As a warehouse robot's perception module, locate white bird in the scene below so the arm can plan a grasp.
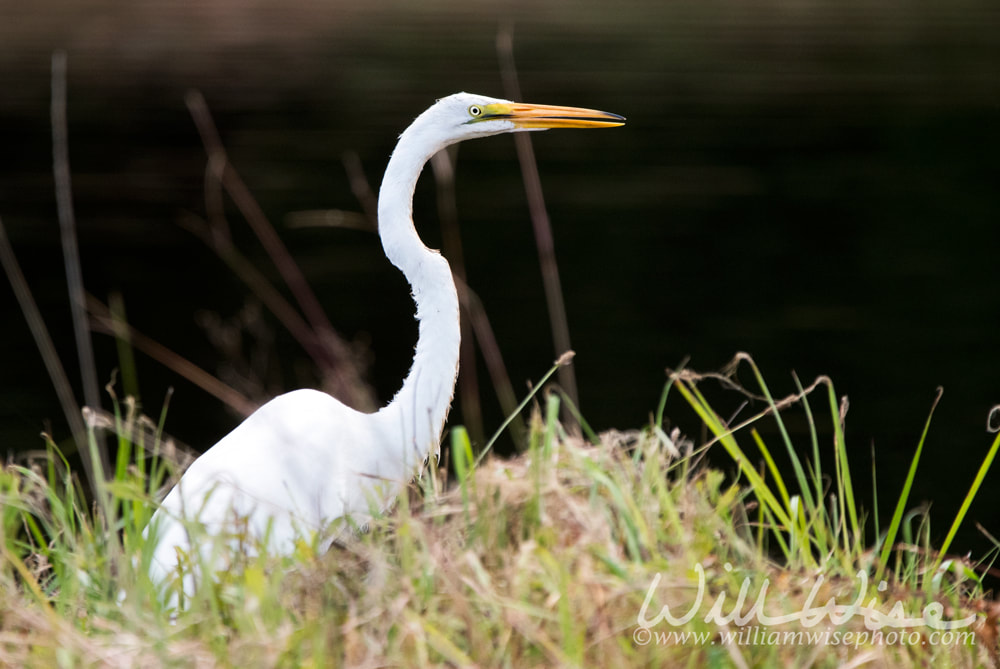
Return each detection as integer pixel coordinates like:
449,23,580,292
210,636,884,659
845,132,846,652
143,92,624,604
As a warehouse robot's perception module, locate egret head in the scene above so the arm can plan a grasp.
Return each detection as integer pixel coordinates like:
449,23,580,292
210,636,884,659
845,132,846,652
418,92,625,144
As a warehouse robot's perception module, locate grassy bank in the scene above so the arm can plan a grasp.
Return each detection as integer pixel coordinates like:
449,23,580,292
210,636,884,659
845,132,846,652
0,355,996,667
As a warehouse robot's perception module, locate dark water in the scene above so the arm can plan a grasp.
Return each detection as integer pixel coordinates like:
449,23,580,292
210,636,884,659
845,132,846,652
2,1,999,556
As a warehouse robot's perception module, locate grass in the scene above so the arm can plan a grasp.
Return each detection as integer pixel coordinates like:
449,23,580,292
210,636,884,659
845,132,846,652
0,354,997,667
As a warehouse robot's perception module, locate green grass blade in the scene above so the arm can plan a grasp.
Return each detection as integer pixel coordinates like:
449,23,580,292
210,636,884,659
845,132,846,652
928,428,1000,589
875,388,941,585
824,379,861,555
740,356,818,521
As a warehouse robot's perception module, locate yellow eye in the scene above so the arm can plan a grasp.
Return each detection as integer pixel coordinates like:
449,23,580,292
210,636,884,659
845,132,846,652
468,105,483,118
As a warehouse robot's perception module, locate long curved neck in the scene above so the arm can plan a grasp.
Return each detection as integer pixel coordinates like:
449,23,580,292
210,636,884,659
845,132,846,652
376,119,461,470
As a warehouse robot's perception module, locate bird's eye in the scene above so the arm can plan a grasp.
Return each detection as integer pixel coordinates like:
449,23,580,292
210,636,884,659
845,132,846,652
468,105,482,118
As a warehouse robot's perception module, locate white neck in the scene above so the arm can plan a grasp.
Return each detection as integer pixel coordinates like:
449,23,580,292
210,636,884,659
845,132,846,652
375,115,461,470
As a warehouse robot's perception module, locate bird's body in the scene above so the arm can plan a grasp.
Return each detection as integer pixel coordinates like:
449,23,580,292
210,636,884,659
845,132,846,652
146,390,404,589
144,92,623,603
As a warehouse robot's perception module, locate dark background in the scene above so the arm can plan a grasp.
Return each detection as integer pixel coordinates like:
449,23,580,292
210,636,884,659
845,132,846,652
1,0,999,558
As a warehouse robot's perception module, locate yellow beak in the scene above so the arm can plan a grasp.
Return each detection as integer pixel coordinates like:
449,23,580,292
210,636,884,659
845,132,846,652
480,102,625,129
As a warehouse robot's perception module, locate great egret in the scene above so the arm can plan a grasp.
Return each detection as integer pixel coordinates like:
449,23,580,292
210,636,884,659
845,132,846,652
144,92,624,602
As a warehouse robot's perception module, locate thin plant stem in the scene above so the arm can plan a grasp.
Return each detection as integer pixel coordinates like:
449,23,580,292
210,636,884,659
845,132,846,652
51,51,108,492
184,91,374,410
496,25,580,420
185,90,333,341
87,295,257,417
341,150,379,229
475,351,575,466
0,217,91,481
